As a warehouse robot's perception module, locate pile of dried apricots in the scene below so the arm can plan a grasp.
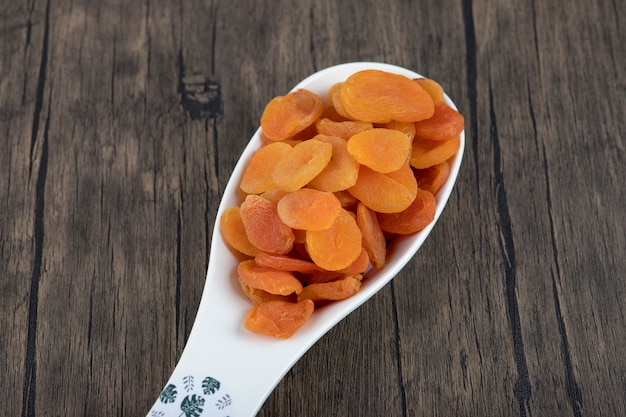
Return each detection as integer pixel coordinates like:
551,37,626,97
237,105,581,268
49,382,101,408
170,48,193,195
220,69,464,338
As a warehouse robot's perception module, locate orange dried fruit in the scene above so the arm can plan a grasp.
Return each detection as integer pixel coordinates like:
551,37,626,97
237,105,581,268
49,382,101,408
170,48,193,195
297,275,362,304
356,202,386,269
260,89,324,142
337,248,370,274
220,206,260,257
326,82,343,105
237,259,303,296
239,194,294,254
238,276,296,305
289,122,319,142
348,163,417,213
306,209,363,271
333,190,358,208
414,160,451,194
277,188,342,231
410,135,461,169
308,135,360,192
240,142,293,194
414,102,465,141
381,120,416,142
377,189,437,234
314,117,373,140
306,270,345,285
338,70,435,123
259,188,290,205
320,103,349,122
414,78,445,103
254,252,322,274
244,299,314,339
273,139,333,192
326,82,352,120
347,128,412,173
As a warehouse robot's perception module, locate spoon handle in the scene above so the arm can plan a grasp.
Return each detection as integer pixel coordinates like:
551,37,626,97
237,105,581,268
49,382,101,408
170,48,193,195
146,247,317,417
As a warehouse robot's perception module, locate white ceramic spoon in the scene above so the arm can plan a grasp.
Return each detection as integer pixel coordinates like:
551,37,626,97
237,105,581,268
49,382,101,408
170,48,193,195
146,62,464,417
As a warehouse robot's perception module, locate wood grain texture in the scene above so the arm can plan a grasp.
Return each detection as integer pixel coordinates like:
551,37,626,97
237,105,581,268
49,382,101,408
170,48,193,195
1,0,624,416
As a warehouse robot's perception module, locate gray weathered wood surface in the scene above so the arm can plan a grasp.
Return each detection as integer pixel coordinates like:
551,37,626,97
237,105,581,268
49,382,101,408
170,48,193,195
2,0,625,415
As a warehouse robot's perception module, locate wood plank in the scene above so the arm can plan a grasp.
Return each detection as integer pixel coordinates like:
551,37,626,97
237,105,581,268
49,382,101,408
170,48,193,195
0,1,51,415
528,1,626,415
467,0,574,414
27,1,173,415
437,0,626,416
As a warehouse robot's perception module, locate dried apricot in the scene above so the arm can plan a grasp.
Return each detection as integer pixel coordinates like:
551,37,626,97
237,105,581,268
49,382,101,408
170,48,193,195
237,259,303,296
338,70,435,123
220,206,260,257
254,252,322,274
414,160,451,194
326,82,343,105
306,270,345,285
320,103,348,122
297,275,362,304
260,89,323,141
333,190,358,208
273,139,333,192
377,189,437,234
277,188,342,231
410,135,461,169
238,276,296,305
314,117,373,140
289,122,319,142
259,188,290,205
306,209,362,271
308,135,360,192
337,248,370,274
240,142,292,194
414,78,445,103
348,163,417,213
381,120,416,142
356,202,386,269
327,82,352,120
347,128,412,173
244,299,314,339
239,194,294,254
414,102,465,141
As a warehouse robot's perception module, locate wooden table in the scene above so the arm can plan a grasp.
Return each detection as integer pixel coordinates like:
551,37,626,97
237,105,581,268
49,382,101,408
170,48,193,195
2,0,625,416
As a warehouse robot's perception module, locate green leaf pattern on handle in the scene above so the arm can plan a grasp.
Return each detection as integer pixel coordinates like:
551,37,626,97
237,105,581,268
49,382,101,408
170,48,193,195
148,374,233,417
159,384,178,404
181,394,205,417
202,377,220,395
183,375,195,392
215,394,232,410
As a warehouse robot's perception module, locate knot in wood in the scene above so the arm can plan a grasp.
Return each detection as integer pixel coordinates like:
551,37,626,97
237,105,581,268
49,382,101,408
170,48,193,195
180,73,222,120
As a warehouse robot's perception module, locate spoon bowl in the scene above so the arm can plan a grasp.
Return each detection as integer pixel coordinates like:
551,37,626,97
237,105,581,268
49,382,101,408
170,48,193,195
147,62,464,417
